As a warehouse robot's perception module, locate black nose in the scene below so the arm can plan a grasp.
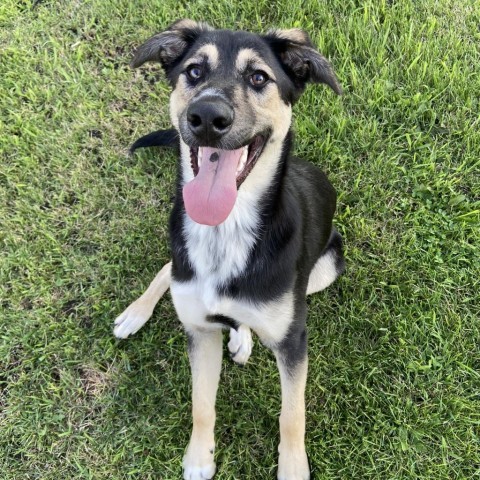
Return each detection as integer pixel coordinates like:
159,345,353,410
187,98,234,144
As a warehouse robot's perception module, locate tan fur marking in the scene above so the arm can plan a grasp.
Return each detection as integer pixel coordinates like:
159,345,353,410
174,19,198,30
183,44,220,75
235,48,276,80
183,329,222,478
169,76,194,130
233,65,292,197
276,356,310,479
113,262,172,338
194,44,219,69
267,28,309,44
171,19,207,31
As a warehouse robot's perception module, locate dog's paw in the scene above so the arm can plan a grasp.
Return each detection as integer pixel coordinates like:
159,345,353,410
183,446,216,480
228,325,253,365
277,448,310,480
113,298,153,339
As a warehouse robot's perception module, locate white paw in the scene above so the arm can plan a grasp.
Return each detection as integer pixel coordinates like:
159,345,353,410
183,463,216,480
183,446,216,480
113,298,153,339
277,448,310,480
228,325,253,365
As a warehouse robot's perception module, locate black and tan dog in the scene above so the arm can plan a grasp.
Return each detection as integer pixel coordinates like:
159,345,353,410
114,20,344,480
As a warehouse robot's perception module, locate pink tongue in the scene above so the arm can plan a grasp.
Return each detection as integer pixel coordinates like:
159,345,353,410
183,146,243,226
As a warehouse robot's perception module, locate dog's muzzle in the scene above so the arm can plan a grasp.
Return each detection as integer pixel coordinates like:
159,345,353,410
181,94,267,227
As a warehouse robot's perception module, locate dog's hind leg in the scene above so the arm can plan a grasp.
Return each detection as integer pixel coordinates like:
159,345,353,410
306,229,345,295
274,329,310,480
113,261,172,338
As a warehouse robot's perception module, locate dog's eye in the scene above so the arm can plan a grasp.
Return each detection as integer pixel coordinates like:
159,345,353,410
186,65,203,81
249,71,269,87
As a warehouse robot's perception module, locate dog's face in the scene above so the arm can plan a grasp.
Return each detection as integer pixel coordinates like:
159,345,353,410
131,20,341,225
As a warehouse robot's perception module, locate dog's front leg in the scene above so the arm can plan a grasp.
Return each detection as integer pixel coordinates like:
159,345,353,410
114,261,172,338
275,329,310,480
183,328,223,480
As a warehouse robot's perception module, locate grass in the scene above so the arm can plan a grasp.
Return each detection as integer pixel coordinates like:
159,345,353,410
1,0,479,478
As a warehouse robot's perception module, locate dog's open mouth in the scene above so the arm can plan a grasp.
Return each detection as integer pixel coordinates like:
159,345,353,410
183,136,267,226
189,135,266,186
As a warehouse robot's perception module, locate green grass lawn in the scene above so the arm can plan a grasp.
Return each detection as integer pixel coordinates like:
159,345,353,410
1,0,479,478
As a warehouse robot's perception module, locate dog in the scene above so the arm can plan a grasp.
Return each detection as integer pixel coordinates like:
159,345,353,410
114,19,345,480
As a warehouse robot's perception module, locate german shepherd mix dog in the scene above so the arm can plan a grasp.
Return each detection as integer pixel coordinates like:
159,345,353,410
114,19,345,480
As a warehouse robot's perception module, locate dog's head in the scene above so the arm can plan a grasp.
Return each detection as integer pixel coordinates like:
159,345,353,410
131,20,341,225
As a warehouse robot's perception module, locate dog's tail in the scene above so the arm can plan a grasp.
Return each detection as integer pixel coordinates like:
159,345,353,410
130,128,179,154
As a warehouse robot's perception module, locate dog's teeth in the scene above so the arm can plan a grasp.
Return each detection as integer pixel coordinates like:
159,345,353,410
242,146,248,161
236,147,249,175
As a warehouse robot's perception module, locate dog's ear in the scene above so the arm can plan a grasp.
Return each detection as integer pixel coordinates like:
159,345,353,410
264,28,342,95
130,19,213,71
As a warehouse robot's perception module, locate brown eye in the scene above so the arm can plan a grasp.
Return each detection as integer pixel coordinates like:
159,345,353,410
186,65,203,80
249,71,269,87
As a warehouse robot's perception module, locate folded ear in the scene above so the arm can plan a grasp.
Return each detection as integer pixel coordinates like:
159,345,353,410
130,19,213,71
264,28,342,95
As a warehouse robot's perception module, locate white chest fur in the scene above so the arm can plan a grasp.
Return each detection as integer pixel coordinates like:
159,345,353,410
183,188,260,285
172,187,294,346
